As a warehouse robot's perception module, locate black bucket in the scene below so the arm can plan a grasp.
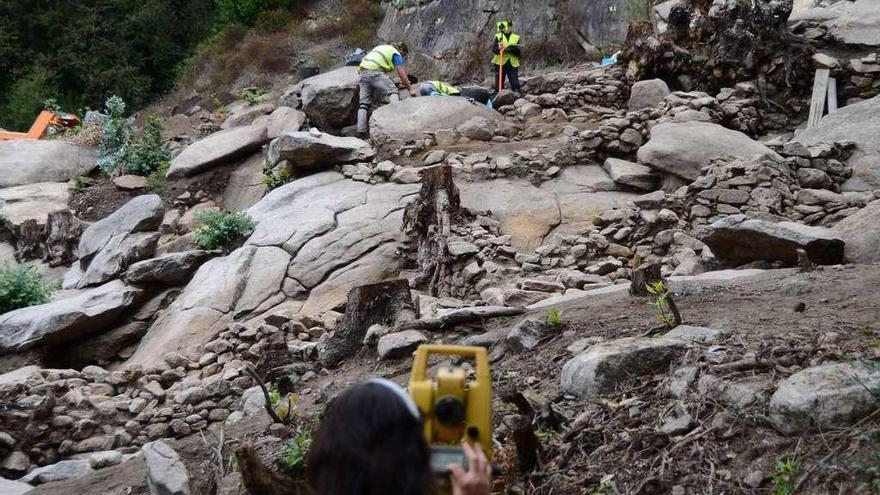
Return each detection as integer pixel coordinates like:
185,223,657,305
298,66,320,80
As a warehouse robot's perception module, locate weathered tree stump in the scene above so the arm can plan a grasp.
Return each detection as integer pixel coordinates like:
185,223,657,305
630,261,663,297
401,165,467,297
319,279,417,368
236,444,306,495
14,219,45,261
45,210,83,267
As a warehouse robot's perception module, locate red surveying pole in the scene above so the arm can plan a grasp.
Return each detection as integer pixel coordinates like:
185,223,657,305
497,44,505,93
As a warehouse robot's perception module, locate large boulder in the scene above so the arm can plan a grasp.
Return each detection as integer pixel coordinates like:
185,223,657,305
253,106,307,139
266,131,374,170
628,78,670,111
703,214,844,265
125,250,217,285
143,440,191,495
831,200,880,263
128,173,419,365
299,66,360,130
791,0,880,46
76,232,159,288
0,140,97,187
77,194,164,262
18,459,92,485
0,182,70,231
561,337,686,398
0,280,141,353
166,123,267,179
222,153,267,211
637,122,780,181
370,97,501,148
789,94,880,191
602,158,659,191
769,362,880,434
0,477,31,495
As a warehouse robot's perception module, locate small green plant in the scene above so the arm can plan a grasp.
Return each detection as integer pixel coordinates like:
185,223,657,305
269,384,299,422
646,281,678,329
544,307,562,327
279,431,311,474
192,210,256,250
71,169,87,193
0,264,54,314
145,160,171,192
97,95,134,174
241,88,266,106
770,457,799,495
126,115,171,176
262,168,291,191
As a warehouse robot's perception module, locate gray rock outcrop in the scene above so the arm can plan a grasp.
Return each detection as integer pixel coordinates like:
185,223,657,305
143,440,191,495
0,182,70,231
18,459,93,485
561,337,686,398
831,200,880,263
166,123,267,179
637,122,780,181
0,280,141,353
266,131,374,171
125,251,217,285
602,158,658,191
769,362,880,434
299,66,359,130
370,97,501,148
703,214,844,265
0,477,32,495
0,140,97,187
77,232,159,288
77,194,165,262
377,330,428,360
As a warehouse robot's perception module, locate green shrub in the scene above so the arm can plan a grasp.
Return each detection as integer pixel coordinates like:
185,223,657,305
262,168,291,191
145,160,171,192
1,66,58,131
279,431,311,474
97,95,134,174
215,0,298,26
242,88,266,106
0,264,54,314
193,210,256,250
126,115,171,176
255,7,298,33
770,458,799,495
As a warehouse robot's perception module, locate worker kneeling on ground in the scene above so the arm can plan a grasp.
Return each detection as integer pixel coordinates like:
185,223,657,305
491,20,522,95
419,81,492,106
357,41,418,139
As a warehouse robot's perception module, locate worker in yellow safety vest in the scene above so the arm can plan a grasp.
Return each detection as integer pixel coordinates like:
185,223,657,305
357,41,417,139
418,80,461,96
491,20,522,95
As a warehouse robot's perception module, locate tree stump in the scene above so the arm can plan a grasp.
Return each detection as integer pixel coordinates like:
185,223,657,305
319,279,417,368
401,165,467,297
14,219,45,261
236,444,306,495
45,210,83,267
630,261,663,297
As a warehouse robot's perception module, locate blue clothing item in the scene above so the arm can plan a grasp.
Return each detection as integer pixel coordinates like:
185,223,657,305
392,53,404,66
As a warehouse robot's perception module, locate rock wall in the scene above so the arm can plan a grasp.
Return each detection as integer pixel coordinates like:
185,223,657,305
377,0,632,81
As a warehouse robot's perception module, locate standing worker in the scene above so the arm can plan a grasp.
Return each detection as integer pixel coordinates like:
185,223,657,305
357,41,418,139
491,20,522,96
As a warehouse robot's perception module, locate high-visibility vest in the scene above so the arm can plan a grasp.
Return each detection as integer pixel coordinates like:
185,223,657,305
492,32,521,67
429,81,460,96
359,45,401,72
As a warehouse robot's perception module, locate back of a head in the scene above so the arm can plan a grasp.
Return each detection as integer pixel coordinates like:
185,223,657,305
393,41,409,57
306,381,432,495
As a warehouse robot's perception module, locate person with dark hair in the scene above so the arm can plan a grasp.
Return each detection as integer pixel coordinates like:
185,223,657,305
356,41,417,139
306,378,492,495
491,20,522,95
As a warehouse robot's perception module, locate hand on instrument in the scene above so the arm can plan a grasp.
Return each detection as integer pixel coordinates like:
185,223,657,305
448,442,492,495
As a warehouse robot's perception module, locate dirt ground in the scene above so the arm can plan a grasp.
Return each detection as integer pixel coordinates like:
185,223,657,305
31,264,880,494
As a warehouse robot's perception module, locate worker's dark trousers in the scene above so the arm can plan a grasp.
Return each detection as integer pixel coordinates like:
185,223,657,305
493,62,521,92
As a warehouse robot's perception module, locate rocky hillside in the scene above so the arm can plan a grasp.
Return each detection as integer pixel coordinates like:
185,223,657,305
0,0,879,493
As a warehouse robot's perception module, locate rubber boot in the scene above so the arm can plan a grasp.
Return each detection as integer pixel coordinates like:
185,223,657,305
357,108,370,139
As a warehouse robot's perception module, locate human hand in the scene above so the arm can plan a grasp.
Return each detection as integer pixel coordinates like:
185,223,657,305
448,442,492,495
409,87,418,97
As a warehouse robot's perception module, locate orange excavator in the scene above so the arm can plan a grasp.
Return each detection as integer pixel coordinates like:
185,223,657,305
0,111,80,141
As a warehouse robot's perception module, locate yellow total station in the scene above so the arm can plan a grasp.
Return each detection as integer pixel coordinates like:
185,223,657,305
408,345,493,459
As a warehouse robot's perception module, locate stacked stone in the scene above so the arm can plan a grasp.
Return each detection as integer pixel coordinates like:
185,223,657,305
577,86,765,162
0,313,330,478
844,53,880,103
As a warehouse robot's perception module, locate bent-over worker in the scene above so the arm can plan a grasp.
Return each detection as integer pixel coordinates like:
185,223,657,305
357,41,417,139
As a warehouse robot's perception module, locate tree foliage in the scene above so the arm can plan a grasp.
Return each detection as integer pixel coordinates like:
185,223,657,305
0,0,215,130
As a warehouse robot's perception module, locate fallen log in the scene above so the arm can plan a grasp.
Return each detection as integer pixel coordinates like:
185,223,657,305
394,305,525,332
